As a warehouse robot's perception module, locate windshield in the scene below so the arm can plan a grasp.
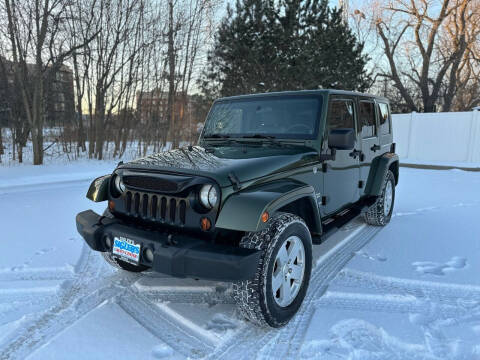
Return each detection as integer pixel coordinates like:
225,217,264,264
203,95,322,140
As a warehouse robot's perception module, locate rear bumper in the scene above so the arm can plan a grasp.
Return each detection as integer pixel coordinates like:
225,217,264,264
75,210,262,281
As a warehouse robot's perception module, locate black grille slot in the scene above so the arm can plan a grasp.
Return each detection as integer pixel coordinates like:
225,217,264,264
125,192,132,213
160,197,167,220
142,194,148,217
179,200,186,225
169,198,176,222
151,196,158,219
123,176,178,193
133,193,140,215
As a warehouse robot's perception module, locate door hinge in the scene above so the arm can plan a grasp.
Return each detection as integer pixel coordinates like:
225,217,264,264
358,180,364,188
322,163,328,173
321,196,327,206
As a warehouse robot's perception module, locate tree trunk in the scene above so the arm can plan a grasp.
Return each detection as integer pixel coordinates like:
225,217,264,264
17,143,23,163
166,0,177,150
95,90,105,160
0,127,3,156
31,75,44,165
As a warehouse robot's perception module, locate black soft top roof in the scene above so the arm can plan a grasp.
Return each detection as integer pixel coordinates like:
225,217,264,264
217,89,389,103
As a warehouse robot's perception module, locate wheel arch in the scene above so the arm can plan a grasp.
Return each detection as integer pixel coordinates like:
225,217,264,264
216,179,322,234
364,153,399,197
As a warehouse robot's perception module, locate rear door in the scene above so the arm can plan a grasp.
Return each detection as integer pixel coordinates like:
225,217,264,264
357,97,380,195
322,96,360,215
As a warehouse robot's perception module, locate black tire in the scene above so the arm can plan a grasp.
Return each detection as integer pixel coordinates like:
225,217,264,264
101,208,149,273
364,170,396,226
232,213,312,327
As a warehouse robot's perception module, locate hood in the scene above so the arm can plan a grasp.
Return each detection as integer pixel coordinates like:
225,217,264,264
118,145,318,187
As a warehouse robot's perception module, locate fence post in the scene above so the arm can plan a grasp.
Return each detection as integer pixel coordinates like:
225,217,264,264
406,111,416,159
470,109,479,162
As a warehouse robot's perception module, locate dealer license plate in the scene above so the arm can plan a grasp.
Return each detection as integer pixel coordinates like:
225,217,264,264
112,236,141,264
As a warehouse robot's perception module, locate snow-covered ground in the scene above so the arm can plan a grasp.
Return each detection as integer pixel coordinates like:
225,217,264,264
1,166,480,359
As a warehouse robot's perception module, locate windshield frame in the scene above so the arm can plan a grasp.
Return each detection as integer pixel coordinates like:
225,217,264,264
201,94,324,141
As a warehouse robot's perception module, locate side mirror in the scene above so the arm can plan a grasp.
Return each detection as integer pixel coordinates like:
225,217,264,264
328,128,355,150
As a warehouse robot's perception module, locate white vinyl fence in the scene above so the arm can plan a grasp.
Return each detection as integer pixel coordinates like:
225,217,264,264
392,110,480,164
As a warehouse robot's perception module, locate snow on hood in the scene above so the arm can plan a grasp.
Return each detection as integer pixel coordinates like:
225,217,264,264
117,145,318,187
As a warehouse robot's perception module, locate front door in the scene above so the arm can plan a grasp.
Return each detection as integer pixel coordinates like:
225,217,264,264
322,97,360,215
357,98,380,194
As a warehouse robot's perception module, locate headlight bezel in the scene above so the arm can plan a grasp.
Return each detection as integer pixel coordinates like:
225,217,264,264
111,173,126,197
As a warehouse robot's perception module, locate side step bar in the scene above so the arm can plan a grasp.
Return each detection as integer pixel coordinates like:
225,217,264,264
314,198,375,244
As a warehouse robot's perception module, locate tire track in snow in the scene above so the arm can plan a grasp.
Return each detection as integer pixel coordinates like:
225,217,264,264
265,225,382,359
210,221,381,360
333,269,480,304
116,289,215,359
0,268,75,282
314,291,473,319
0,246,140,360
139,287,235,305
0,243,236,360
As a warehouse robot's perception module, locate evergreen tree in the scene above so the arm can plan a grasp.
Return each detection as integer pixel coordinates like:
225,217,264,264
200,0,371,98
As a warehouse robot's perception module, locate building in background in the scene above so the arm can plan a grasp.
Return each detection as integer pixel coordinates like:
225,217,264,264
0,56,75,127
44,65,75,127
136,89,204,143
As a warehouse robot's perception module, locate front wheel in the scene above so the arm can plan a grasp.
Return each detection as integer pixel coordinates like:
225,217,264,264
232,213,312,327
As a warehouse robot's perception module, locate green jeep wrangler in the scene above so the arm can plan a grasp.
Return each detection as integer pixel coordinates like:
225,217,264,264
76,90,398,327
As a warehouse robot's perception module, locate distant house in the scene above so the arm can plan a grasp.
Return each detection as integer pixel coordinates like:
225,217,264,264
0,55,74,127
136,90,202,141
136,89,169,125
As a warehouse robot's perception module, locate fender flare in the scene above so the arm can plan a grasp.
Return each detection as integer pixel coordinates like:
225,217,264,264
364,153,399,197
86,175,111,202
216,179,322,233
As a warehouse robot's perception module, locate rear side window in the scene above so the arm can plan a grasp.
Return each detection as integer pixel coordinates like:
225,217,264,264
378,102,391,135
359,101,376,138
327,99,355,130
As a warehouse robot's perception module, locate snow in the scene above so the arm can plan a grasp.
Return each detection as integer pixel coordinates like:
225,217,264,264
1,165,480,359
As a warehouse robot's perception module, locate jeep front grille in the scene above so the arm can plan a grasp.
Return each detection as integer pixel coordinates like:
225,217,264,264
123,175,179,193
124,190,187,225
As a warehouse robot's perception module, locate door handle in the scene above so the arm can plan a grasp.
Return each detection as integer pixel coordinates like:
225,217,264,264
371,144,381,152
349,149,362,159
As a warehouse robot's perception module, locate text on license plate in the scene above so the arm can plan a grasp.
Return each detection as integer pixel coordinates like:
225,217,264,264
112,236,141,264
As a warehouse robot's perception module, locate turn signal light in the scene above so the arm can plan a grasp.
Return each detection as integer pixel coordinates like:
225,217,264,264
200,217,211,231
261,211,269,223
108,200,115,211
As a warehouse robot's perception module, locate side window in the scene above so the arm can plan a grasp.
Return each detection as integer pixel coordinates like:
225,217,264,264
378,102,391,135
358,101,376,138
327,99,355,130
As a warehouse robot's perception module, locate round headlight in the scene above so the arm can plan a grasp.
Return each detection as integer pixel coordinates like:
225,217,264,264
199,184,217,209
114,175,125,193
208,186,218,207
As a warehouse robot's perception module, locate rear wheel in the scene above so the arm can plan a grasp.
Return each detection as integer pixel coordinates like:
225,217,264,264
232,213,312,327
364,170,395,226
101,209,149,273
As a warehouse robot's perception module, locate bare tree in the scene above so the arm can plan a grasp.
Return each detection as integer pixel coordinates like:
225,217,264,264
4,0,98,164
165,0,219,149
357,0,480,112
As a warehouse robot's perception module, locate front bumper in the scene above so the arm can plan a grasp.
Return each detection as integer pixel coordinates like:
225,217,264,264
75,210,262,281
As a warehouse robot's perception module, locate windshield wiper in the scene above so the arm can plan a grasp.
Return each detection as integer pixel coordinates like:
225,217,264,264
242,134,276,139
203,134,230,139
242,134,289,147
